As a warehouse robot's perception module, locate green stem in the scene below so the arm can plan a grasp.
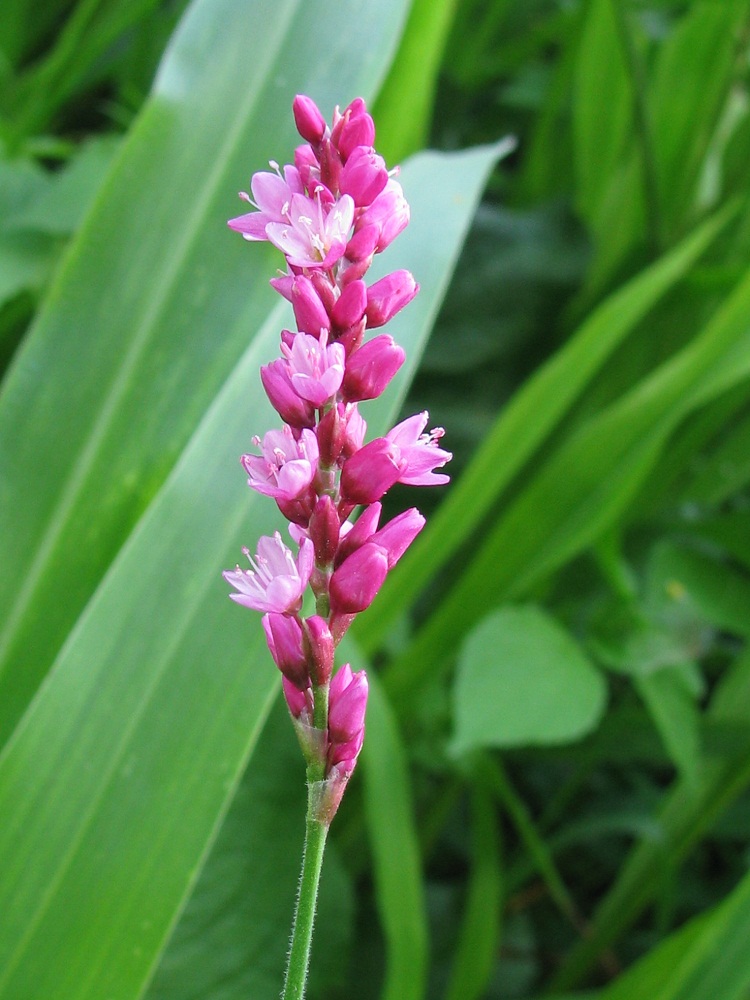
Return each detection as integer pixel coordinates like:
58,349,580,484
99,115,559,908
282,792,329,1000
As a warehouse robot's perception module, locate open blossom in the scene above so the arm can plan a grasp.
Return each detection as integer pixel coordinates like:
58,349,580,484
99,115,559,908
224,533,314,614
281,330,345,407
266,192,355,269
227,163,304,240
386,411,452,486
241,427,318,501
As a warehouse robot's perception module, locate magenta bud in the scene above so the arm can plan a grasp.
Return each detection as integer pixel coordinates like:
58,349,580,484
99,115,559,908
337,112,375,160
345,224,380,263
309,494,340,566
329,542,389,614
282,675,310,719
260,360,315,428
340,438,404,504
342,334,405,402
366,271,418,328
316,404,346,466
293,94,327,144
370,508,425,568
269,274,294,301
358,179,410,251
332,279,367,332
328,664,368,745
320,139,343,193
341,403,367,458
335,502,382,566
263,613,307,687
340,146,388,207
303,615,335,685
309,270,338,315
292,275,330,336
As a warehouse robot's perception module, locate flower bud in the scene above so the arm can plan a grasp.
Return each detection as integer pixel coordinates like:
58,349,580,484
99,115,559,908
309,494,340,566
340,146,388,206
357,178,409,251
262,613,307,687
302,615,335,685
316,404,345,466
370,508,425,568
366,270,418,328
342,334,405,402
282,675,310,719
334,502,382,566
332,279,367,332
319,138,343,193
328,664,368,745
260,359,315,428
337,112,375,160
345,224,379,263
329,542,389,614
293,94,327,144
292,276,330,336
340,437,404,504
294,144,320,192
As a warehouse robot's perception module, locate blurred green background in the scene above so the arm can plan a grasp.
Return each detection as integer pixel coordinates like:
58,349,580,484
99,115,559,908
3,1,750,998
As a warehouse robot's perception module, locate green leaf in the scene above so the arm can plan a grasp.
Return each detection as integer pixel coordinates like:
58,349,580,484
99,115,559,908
384,252,750,705
444,783,502,1000
360,671,428,1000
0,0,414,744
598,866,750,1000
354,205,733,656
452,606,606,751
635,668,702,785
373,0,460,163
0,137,501,1000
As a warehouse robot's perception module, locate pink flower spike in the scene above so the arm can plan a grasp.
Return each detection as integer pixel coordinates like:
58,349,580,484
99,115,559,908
241,427,319,502
266,192,354,269
342,334,405,402
328,664,368,749
329,541,389,614
263,613,307,687
370,508,425,568
224,533,314,614
366,271,419,328
282,330,345,407
386,412,452,486
340,437,405,505
293,94,327,144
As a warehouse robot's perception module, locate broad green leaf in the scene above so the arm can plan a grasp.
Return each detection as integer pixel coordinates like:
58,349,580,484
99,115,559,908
0,137,502,1000
0,0,414,745
373,0,460,163
354,206,732,656
145,695,353,1000
598,866,750,1000
452,606,606,751
384,256,750,704
360,671,428,1000
444,784,502,1000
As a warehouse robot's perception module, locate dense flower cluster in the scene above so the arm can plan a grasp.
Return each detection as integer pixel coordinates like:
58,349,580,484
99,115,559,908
224,95,451,816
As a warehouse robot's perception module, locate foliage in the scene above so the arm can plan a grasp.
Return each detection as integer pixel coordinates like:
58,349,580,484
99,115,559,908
2,0,750,997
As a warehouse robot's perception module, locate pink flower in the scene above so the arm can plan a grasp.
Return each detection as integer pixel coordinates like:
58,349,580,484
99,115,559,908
339,146,388,206
356,178,409,251
339,437,405,505
293,94,327,145
224,533,314,614
328,664,368,761
386,412,452,486
260,360,315,428
266,192,355,269
227,163,304,240
281,330,345,407
241,427,318,501
366,270,419,328
263,613,307,687
341,334,405,402
329,541,389,614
